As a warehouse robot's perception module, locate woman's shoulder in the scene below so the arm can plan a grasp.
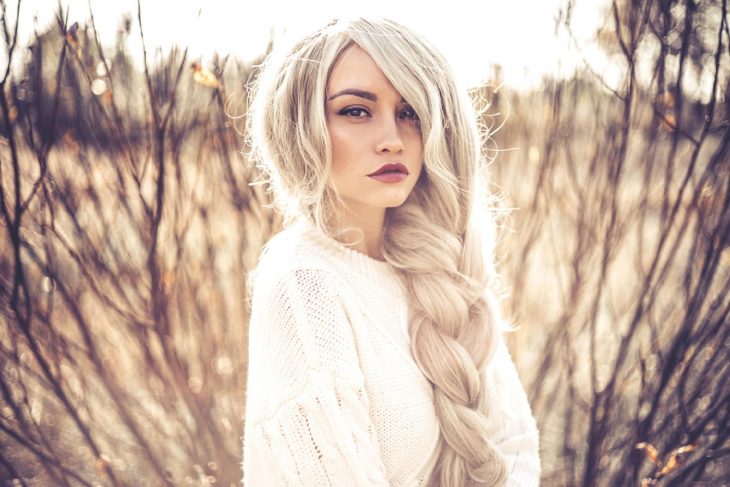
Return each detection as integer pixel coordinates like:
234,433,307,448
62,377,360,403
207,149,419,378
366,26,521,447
248,220,346,297
263,220,335,266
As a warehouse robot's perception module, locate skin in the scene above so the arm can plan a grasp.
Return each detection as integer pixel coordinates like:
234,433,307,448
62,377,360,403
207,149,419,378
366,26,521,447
325,44,424,261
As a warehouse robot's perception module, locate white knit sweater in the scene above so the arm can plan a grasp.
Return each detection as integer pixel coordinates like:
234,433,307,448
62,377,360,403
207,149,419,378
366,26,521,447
242,218,541,486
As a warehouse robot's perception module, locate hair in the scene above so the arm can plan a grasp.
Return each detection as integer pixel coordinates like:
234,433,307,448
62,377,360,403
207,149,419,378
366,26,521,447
246,16,509,487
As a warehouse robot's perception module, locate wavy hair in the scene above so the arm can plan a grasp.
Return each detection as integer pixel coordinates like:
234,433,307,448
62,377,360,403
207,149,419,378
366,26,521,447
247,16,509,487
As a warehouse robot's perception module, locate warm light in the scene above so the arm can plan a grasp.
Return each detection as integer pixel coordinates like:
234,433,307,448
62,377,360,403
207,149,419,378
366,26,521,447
91,78,107,95
10,0,611,91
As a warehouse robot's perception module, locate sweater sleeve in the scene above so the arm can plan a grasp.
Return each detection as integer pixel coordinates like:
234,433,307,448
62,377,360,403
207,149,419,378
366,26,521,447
245,372,391,486
243,267,391,487
484,333,542,486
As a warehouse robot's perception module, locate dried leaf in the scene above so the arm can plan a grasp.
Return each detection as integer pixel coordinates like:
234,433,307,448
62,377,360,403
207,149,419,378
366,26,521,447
191,62,219,89
658,444,697,476
635,442,660,465
65,22,80,50
96,453,110,479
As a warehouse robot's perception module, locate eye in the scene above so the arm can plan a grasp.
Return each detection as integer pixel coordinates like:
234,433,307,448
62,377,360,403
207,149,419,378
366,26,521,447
338,106,371,118
399,106,419,121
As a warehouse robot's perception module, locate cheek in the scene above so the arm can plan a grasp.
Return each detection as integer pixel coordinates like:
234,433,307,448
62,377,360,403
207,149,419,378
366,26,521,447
329,128,347,158
406,131,424,161
327,125,357,184
401,123,422,146
328,132,347,175
329,125,365,167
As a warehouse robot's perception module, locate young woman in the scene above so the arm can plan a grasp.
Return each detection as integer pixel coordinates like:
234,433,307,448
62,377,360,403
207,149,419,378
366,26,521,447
242,17,540,487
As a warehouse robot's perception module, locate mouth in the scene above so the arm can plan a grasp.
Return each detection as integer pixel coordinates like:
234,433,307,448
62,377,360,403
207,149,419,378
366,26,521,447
367,163,409,177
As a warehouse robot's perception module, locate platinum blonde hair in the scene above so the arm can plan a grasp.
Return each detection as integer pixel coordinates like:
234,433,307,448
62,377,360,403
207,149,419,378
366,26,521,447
247,16,509,487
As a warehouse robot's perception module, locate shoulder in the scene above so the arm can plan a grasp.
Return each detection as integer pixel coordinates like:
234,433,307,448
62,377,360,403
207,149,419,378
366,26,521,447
248,222,348,308
246,225,365,380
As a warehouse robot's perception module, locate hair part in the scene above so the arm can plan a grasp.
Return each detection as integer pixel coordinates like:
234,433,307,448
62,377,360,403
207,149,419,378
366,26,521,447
247,16,509,486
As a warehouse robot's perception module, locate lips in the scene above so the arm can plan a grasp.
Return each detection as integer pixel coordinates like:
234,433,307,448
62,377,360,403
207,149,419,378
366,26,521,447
368,163,409,176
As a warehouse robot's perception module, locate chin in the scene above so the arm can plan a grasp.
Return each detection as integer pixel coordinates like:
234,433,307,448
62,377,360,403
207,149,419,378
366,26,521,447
344,189,415,213
383,194,412,208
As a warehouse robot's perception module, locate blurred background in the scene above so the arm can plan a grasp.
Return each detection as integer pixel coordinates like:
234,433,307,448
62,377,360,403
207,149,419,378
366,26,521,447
0,0,728,485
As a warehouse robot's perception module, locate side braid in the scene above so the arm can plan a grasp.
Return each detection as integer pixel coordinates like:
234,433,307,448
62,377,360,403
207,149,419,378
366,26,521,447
384,201,507,487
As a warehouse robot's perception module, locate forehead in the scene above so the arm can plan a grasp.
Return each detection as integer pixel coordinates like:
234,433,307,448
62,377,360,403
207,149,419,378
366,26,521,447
326,45,400,98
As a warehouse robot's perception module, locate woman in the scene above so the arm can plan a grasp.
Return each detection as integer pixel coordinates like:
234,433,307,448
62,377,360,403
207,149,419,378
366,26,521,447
242,17,540,487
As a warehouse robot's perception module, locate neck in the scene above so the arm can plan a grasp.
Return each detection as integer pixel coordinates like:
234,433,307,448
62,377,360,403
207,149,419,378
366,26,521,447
326,202,386,262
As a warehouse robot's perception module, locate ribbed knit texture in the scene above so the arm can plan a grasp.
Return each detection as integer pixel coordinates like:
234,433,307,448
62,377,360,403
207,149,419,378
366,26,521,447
242,217,541,486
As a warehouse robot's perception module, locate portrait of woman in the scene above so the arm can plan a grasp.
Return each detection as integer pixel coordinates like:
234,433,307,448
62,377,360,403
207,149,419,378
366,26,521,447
1,0,725,484
242,16,540,487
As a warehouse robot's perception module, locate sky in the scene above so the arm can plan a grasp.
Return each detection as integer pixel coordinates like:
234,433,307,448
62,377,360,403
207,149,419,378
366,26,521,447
3,0,614,91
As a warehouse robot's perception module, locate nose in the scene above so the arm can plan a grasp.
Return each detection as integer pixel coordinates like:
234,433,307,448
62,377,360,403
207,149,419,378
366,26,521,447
375,116,405,154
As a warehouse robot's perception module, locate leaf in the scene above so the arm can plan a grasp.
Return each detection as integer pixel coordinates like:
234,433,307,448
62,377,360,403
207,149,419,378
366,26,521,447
658,444,697,477
65,22,80,50
191,62,220,89
635,442,660,465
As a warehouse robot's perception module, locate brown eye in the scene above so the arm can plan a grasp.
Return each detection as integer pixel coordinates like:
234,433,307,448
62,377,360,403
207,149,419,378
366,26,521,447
399,106,419,121
339,107,371,117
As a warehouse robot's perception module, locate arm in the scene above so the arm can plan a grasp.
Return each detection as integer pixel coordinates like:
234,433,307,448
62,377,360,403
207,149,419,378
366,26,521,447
484,332,542,486
243,267,390,487
244,371,391,486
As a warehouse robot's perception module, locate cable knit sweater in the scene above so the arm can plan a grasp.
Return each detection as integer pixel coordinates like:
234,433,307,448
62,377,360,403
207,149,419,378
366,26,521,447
242,217,541,486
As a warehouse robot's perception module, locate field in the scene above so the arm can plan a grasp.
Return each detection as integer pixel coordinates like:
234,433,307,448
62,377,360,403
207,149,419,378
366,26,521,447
0,1,728,486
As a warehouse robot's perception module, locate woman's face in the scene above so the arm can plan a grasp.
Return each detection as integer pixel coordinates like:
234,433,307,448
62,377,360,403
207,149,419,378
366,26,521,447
325,44,424,221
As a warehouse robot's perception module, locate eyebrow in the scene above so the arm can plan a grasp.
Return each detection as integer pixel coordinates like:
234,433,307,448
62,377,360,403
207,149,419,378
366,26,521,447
327,88,407,103
327,88,377,102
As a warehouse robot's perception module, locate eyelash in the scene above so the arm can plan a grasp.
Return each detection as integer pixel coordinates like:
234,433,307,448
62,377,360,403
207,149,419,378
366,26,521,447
338,106,419,121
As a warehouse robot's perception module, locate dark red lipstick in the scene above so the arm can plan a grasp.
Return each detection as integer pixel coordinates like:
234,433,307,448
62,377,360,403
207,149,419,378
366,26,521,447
368,163,409,177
